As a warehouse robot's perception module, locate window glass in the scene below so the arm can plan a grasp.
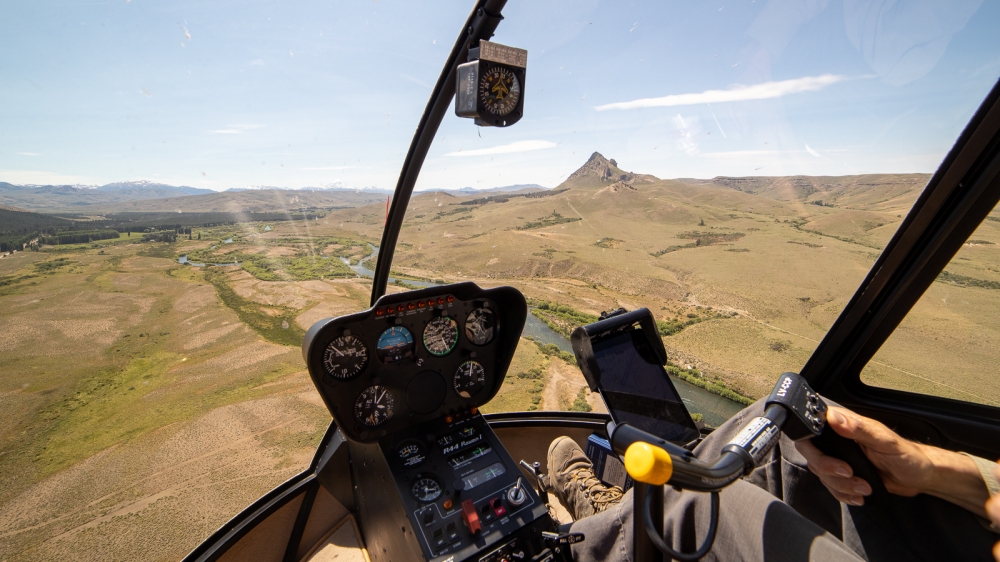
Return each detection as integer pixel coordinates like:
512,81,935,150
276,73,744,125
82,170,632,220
384,0,1000,426
860,204,1000,407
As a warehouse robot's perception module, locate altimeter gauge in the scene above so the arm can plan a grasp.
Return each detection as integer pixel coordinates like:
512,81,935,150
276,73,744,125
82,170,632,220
423,316,459,356
322,335,368,380
411,476,442,503
453,361,486,399
354,385,395,428
479,66,520,117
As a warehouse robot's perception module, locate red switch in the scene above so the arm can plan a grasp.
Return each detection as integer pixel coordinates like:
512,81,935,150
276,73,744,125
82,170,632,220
489,497,506,517
461,499,482,535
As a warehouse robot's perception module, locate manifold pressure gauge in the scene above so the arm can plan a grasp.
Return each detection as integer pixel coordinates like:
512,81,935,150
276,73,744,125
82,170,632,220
455,40,527,127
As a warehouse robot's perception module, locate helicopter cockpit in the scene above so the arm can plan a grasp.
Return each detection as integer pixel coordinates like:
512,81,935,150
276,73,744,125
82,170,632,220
178,1,1000,561
3,0,999,560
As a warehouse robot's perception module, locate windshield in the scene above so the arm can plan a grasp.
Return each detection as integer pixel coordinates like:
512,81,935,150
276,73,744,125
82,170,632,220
2,1,999,560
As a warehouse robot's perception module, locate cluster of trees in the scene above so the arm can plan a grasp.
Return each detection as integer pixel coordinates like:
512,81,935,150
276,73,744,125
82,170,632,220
142,231,178,243
38,230,120,245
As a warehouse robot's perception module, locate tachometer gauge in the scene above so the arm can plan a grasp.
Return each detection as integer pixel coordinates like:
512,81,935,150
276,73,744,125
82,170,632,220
479,66,520,117
423,316,458,356
377,326,414,364
354,385,395,428
396,440,427,468
453,361,486,399
411,476,442,503
465,308,496,346
322,335,368,380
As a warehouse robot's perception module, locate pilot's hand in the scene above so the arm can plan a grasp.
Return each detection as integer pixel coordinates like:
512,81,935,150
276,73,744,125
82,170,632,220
795,407,989,518
988,462,999,561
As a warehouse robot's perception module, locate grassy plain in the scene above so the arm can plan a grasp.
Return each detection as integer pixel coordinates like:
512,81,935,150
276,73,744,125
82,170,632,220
4,161,1000,561
316,167,999,406
0,229,374,560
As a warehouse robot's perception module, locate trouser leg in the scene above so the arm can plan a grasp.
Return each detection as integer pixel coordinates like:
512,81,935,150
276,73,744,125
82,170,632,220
569,477,862,562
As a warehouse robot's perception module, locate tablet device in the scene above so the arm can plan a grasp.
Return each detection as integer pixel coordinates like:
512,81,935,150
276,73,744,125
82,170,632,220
572,309,700,444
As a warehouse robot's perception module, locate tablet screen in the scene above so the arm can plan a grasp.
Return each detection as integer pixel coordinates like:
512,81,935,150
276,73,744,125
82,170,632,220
591,329,700,444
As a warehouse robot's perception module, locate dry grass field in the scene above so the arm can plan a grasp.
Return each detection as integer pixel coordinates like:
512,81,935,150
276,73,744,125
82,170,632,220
2,154,998,560
0,237,371,561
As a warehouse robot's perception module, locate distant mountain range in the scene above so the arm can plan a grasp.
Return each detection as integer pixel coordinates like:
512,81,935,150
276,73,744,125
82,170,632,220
0,179,551,213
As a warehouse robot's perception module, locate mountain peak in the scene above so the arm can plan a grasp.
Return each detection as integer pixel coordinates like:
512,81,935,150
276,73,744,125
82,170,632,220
566,152,658,185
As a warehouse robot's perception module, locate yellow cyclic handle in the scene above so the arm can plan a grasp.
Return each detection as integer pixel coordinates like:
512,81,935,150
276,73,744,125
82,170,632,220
624,442,674,485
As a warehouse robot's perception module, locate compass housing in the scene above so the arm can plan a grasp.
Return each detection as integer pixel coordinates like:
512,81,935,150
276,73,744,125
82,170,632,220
455,40,527,127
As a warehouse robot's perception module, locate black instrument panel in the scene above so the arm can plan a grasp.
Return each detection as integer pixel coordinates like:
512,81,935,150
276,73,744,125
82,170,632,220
302,282,526,443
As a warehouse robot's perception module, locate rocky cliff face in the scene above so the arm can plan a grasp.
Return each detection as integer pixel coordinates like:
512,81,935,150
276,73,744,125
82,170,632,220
566,152,658,184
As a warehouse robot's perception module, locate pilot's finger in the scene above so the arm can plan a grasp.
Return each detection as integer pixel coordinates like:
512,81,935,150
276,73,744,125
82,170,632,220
826,407,901,452
814,471,872,497
795,438,854,478
987,483,1000,527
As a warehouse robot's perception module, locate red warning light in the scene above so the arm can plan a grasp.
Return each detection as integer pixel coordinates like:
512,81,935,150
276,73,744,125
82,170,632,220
375,309,384,317
437,297,445,305
408,303,416,311
446,296,455,303
417,301,425,309
427,299,435,307
386,306,395,314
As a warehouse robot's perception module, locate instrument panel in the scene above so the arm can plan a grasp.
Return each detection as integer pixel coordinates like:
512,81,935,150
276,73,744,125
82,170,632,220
302,282,526,443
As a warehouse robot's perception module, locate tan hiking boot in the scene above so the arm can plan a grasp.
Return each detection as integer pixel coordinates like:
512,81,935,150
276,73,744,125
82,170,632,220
545,436,624,520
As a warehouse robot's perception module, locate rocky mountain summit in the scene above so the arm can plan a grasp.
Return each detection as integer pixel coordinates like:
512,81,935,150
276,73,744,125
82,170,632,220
566,152,658,185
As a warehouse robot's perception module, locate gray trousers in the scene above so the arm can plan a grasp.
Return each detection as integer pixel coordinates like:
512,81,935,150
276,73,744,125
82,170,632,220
568,400,997,562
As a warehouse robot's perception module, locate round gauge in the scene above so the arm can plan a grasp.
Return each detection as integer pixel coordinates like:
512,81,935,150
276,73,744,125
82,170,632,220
465,308,497,346
479,66,521,117
396,440,427,468
411,476,443,503
322,335,368,380
423,316,459,356
354,385,395,428
453,361,486,399
377,326,414,364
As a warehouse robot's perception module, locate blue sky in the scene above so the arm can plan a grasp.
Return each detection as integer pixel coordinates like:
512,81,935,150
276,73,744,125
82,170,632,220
1,0,998,191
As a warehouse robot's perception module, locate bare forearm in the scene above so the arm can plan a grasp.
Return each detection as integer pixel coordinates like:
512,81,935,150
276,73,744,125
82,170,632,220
919,445,989,518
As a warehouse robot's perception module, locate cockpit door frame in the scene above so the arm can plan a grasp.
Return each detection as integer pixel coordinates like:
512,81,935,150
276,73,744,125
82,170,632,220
801,78,1000,457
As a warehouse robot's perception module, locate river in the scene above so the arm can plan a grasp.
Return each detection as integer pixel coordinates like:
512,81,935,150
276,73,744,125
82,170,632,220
347,246,745,426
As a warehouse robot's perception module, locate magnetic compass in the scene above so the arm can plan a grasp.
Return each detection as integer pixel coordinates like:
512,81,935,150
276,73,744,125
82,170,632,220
479,66,520,117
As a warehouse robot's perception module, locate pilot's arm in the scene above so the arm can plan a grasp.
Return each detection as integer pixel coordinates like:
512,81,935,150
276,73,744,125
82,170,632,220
987,463,1000,561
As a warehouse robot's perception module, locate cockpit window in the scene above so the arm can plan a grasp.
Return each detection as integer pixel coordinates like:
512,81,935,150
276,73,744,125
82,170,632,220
390,1,1000,424
2,1,1000,559
860,202,1000,407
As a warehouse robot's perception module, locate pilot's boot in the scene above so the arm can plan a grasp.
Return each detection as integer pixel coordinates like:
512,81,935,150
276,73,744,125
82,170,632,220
545,436,623,520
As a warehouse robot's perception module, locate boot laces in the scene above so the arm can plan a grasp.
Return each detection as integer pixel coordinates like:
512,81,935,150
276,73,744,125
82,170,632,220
569,469,623,513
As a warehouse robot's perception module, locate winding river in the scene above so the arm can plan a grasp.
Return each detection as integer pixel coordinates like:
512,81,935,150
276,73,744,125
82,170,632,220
180,245,743,425
348,246,745,426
